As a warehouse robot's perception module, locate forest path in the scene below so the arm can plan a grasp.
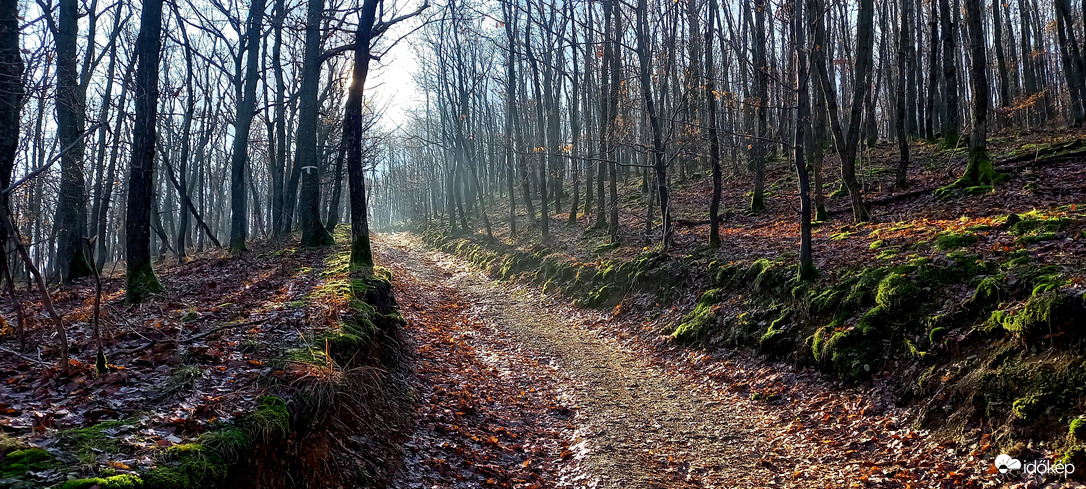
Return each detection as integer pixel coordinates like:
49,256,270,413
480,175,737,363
376,232,774,488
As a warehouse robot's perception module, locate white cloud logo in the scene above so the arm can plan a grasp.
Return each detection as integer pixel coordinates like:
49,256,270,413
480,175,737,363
995,454,1022,474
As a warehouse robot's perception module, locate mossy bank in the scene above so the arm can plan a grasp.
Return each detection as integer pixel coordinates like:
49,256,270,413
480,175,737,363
421,208,1086,476
0,235,411,489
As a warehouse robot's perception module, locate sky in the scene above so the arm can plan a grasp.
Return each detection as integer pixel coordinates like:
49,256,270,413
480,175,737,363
366,1,426,130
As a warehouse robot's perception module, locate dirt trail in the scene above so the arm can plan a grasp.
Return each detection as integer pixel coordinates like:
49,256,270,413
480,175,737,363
378,233,774,488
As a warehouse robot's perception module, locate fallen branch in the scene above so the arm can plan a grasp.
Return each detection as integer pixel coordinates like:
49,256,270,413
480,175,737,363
116,318,267,356
0,346,47,367
825,147,1086,216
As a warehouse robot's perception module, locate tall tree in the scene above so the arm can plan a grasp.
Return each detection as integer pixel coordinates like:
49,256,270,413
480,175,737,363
0,0,23,275
634,0,672,249
343,0,380,267
228,0,268,252
296,0,334,246
938,0,1002,193
812,0,872,222
895,0,911,188
53,0,94,281
126,0,166,303
705,0,723,248
939,0,959,146
749,0,768,213
795,0,814,278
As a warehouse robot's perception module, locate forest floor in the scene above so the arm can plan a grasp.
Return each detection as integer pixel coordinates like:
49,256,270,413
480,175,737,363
0,230,409,487
378,232,1008,488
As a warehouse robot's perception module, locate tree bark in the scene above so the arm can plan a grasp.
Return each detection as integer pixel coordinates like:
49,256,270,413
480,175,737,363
297,0,333,246
126,0,165,304
54,0,94,282
228,0,267,253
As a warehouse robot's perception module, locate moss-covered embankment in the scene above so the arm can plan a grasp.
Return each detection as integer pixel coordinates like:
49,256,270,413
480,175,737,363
0,241,410,489
422,209,1086,469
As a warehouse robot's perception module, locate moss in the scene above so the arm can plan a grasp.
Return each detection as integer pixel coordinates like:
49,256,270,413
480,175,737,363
1059,445,1086,468
811,322,880,381
248,396,289,440
970,275,1006,306
875,248,900,260
1071,418,1086,441
61,420,133,463
928,327,947,344
349,236,374,268
842,267,890,311
934,231,978,250
1012,394,1045,421
59,475,143,489
935,147,1007,199
672,289,724,344
1009,215,1071,236
126,261,164,304
144,443,229,489
759,326,792,355
0,448,56,479
997,290,1082,336
199,425,250,465
875,273,921,311
869,240,884,250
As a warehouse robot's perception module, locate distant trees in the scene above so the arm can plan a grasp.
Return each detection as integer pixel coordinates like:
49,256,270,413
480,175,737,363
8,0,1086,301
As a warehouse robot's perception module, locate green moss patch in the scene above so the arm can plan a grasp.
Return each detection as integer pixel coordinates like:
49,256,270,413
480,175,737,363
1070,418,1086,441
672,289,724,344
59,474,143,489
0,448,57,479
934,231,978,250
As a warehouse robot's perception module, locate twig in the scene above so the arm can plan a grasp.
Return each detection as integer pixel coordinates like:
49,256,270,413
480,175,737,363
0,346,47,367
115,319,267,356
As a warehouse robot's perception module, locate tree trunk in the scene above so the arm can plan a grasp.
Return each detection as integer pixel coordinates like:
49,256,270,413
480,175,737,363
706,0,723,248
794,0,814,278
895,0,911,188
54,0,94,282
938,0,1003,195
343,0,381,266
811,0,871,222
940,0,960,145
0,0,24,300
924,0,940,140
297,0,333,247
228,0,267,253
126,0,165,304
749,0,767,213
634,0,672,249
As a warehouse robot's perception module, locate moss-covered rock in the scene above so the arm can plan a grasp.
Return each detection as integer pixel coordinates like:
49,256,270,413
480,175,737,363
811,322,881,381
672,289,724,344
928,327,947,345
1012,394,1045,421
1070,418,1086,441
875,273,921,311
994,289,1085,338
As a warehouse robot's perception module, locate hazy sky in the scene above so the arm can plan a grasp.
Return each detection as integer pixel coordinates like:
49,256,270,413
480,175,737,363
367,1,425,130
